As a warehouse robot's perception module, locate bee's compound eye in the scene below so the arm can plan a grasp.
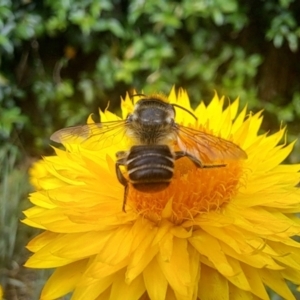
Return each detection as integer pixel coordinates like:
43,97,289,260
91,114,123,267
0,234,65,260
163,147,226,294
127,113,137,122
168,118,175,126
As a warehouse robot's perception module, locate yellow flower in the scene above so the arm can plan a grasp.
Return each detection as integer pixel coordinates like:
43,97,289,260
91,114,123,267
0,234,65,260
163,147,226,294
23,87,300,300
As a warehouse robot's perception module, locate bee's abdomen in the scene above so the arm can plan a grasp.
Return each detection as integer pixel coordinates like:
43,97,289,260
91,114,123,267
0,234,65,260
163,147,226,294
127,145,174,192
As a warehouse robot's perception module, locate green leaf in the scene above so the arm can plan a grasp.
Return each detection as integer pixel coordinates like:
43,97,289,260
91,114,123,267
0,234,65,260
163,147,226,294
273,33,284,48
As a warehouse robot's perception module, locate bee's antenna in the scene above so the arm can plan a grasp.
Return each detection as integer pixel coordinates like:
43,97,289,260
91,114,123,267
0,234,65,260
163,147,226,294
130,93,146,100
172,103,198,121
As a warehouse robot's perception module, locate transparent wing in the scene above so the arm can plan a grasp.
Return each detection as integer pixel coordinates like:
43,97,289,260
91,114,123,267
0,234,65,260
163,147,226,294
176,124,247,165
50,120,128,148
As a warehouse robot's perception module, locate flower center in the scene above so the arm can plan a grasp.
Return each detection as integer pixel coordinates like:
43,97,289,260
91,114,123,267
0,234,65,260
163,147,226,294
128,157,244,224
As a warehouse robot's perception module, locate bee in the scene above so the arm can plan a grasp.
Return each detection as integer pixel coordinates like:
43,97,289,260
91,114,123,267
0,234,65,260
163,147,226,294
51,94,247,211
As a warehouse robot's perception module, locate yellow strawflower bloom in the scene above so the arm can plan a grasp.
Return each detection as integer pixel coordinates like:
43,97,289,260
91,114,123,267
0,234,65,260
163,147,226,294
24,88,300,300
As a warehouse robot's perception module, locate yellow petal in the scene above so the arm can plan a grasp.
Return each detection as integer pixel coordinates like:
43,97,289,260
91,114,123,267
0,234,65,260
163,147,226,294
260,268,296,300
189,230,235,277
241,264,270,300
198,264,229,300
41,259,88,299
126,239,158,284
143,257,168,300
110,271,145,300
72,274,114,300
157,238,192,298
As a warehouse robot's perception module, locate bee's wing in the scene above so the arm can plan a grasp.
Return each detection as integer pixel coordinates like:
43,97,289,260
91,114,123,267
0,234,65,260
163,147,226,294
176,125,247,165
50,120,127,148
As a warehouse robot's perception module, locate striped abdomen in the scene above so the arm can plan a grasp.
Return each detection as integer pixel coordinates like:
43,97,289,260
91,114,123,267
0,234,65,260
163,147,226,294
126,145,175,192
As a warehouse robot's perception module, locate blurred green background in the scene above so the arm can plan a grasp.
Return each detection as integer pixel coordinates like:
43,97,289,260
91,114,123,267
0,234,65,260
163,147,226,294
1,0,300,299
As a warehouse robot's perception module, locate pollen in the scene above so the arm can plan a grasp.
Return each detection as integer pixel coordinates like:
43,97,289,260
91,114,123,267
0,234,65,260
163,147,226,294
128,157,244,224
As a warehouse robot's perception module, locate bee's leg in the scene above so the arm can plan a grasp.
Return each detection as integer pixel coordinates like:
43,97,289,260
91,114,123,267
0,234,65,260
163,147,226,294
115,160,128,186
116,152,129,212
202,163,226,168
174,151,203,167
122,185,129,212
174,151,226,168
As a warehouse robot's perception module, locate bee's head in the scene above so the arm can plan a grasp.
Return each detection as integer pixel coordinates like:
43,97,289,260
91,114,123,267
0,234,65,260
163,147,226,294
124,96,175,144
125,94,197,144
128,97,175,127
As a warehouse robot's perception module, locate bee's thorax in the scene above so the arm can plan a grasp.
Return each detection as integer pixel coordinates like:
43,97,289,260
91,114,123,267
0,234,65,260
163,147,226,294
126,99,177,145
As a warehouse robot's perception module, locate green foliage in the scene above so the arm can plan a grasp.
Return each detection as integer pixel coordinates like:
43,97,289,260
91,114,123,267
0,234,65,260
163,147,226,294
266,0,300,51
0,144,32,295
1,0,300,155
